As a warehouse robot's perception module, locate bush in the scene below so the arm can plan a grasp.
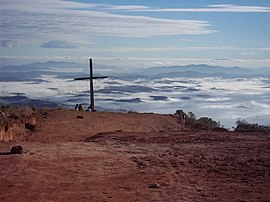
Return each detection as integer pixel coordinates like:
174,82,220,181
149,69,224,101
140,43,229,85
235,119,270,132
186,112,196,125
194,117,221,130
174,109,221,130
174,110,196,126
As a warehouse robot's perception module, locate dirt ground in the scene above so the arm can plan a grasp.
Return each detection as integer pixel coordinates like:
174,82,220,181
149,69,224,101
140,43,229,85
0,109,270,202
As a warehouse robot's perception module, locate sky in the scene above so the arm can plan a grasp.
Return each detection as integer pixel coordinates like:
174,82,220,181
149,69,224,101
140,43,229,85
1,0,270,68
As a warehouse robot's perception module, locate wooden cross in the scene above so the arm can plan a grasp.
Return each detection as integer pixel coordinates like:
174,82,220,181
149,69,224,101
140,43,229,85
74,58,107,112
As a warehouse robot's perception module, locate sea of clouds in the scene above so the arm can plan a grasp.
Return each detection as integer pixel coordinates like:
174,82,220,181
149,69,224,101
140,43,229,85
1,70,269,129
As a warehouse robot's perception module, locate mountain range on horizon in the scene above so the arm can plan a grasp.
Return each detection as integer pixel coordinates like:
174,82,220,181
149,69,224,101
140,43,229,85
1,61,270,82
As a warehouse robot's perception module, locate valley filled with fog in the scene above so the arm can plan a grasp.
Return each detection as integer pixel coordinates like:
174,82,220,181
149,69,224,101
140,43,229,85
1,61,269,129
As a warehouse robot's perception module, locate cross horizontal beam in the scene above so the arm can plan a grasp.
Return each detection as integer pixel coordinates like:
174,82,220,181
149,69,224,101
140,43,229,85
74,76,107,80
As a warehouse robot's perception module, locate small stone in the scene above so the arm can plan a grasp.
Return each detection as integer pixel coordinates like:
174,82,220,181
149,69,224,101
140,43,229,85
195,187,204,192
148,182,160,189
10,145,23,154
25,123,36,131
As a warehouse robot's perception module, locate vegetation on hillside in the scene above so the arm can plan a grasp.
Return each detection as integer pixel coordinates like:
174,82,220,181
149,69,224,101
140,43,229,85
174,109,221,130
175,109,270,132
235,119,270,133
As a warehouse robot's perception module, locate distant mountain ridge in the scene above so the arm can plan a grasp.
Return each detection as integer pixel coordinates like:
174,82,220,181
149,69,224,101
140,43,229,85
0,96,62,108
1,61,270,81
138,64,270,78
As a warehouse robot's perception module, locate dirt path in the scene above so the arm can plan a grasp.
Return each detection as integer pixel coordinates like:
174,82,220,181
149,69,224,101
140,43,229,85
1,110,270,201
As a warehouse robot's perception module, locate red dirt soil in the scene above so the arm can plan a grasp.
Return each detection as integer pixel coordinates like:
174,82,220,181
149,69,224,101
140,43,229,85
0,109,270,202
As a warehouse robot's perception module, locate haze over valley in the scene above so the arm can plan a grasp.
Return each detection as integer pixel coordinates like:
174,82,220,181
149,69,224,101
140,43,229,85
1,61,269,129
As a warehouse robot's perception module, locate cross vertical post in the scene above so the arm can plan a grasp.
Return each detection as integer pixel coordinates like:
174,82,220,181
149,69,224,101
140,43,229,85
74,58,107,112
89,58,94,111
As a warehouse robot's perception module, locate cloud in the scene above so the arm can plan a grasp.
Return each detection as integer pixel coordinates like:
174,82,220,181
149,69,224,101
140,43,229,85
240,52,255,56
1,40,20,47
3,70,269,127
59,46,270,54
41,40,77,49
180,39,195,42
103,5,151,11
0,0,215,47
249,100,270,110
107,4,270,13
207,4,270,12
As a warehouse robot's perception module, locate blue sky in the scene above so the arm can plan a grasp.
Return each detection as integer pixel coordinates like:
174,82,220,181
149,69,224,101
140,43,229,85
1,0,270,68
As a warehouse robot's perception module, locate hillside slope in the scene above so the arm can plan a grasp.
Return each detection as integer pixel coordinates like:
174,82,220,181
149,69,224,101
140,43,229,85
0,109,269,201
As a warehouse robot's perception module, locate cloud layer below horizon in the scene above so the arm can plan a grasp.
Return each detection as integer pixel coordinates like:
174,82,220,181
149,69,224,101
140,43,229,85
1,73,269,128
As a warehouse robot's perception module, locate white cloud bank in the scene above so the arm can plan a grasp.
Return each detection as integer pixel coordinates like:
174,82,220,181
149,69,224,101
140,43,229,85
106,4,270,13
41,40,77,49
2,74,269,128
0,0,215,47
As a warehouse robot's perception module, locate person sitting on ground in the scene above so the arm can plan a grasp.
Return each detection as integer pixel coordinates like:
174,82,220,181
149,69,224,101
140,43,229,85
78,104,84,111
86,106,91,112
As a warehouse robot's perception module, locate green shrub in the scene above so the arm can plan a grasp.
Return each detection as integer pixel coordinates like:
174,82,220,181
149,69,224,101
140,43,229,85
174,109,221,130
128,110,138,113
194,117,221,130
186,112,196,125
235,119,270,132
